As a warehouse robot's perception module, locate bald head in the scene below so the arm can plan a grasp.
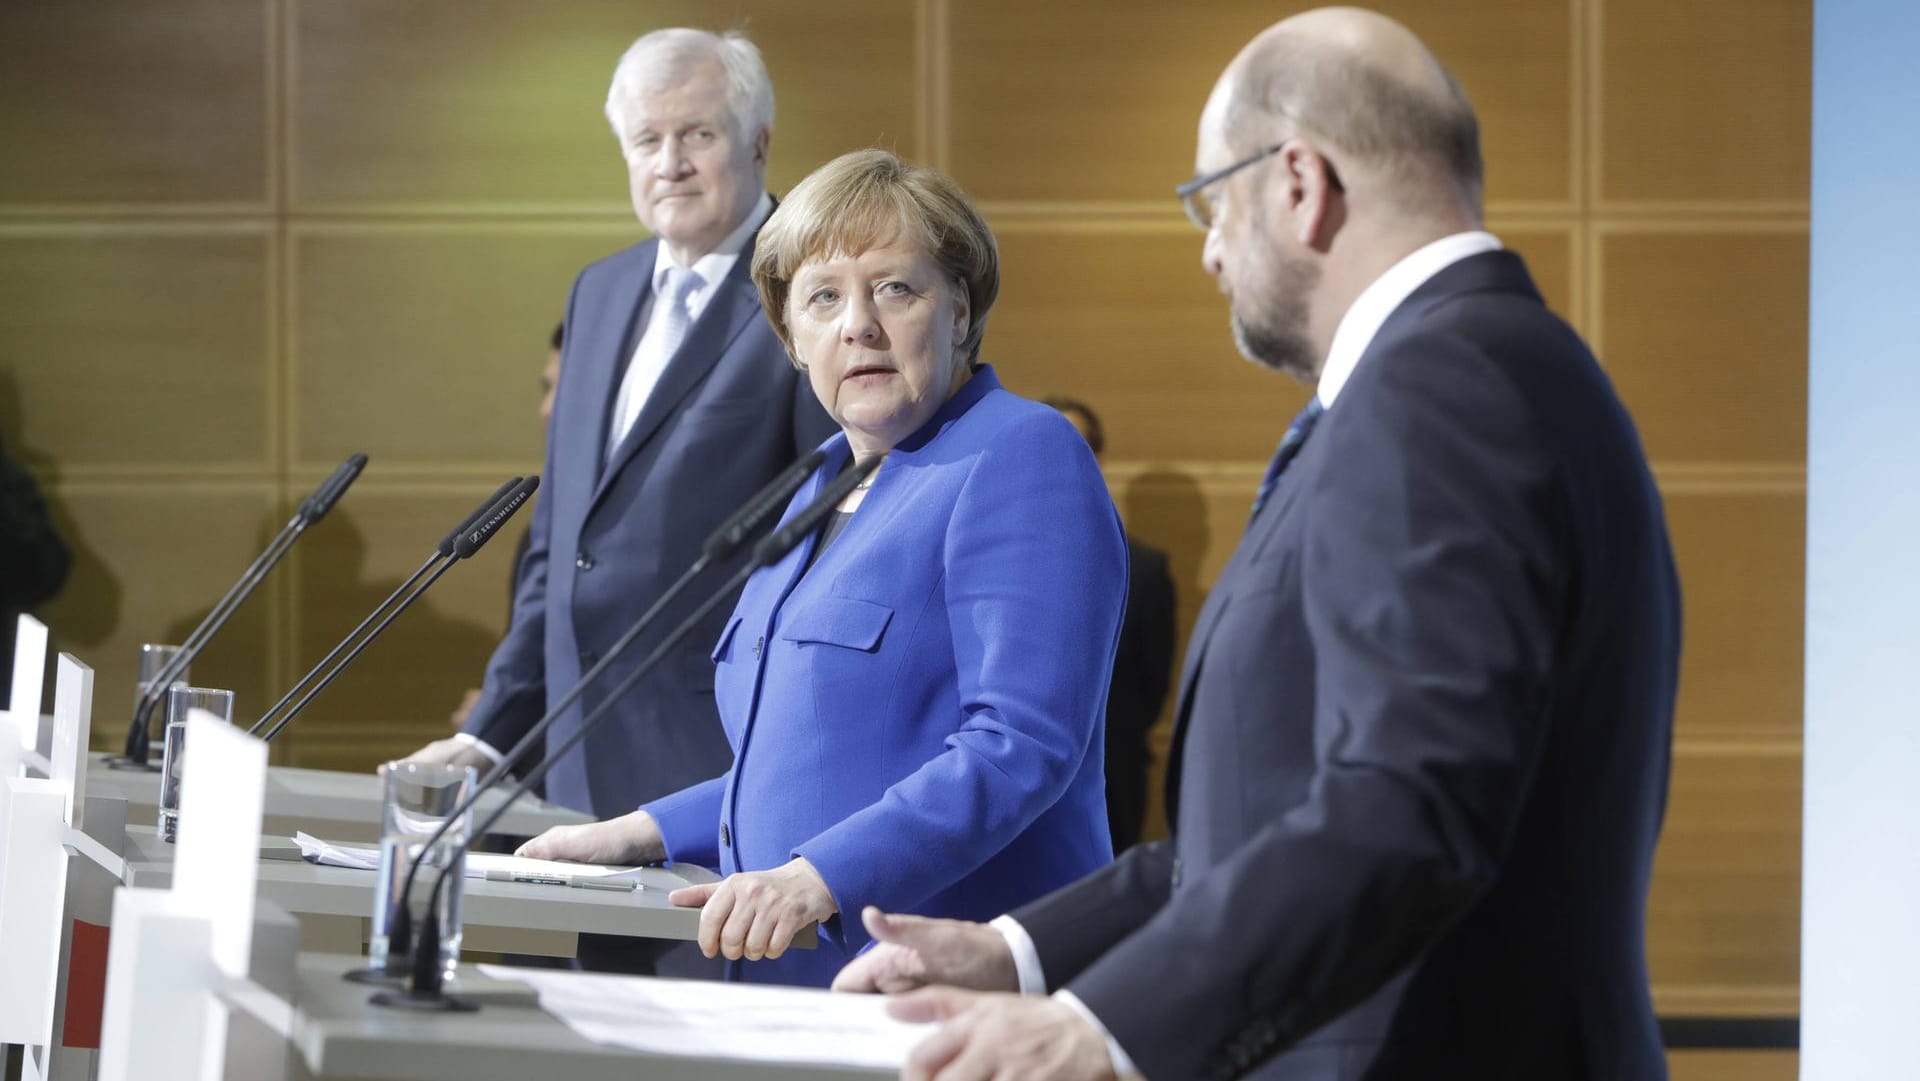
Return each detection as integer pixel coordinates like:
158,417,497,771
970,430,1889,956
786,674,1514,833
1215,7,1482,220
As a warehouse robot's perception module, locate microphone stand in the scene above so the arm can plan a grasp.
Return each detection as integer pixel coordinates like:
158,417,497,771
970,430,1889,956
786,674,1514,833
110,454,368,770
251,477,538,746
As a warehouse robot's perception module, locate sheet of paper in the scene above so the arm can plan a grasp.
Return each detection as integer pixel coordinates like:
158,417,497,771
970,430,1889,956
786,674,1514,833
478,964,933,1071
291,831,658,883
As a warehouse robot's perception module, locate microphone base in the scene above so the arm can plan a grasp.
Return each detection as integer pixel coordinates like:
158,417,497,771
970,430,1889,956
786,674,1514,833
101,754,163,773
341,965,405,987
369,987,479,1013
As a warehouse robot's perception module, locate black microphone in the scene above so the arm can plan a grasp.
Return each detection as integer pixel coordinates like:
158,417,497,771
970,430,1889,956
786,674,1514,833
246,477,521,740
252,477,537,746
370,453,869,1011
112,453,368,770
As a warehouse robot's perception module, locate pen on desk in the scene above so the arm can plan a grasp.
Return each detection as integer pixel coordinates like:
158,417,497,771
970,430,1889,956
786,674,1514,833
483,869,640,892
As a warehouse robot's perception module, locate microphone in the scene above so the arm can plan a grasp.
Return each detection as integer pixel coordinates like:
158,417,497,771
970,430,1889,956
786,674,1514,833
112,453,367,770
251,477,537,746
370,452,866,1011
246,476,520,739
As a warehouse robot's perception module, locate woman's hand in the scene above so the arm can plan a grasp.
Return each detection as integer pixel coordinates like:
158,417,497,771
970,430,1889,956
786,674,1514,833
669,857,838,961
515,809,666,865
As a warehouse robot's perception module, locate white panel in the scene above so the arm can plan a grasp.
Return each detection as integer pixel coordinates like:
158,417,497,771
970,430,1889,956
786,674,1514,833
10,613,49,743
97,889,217,1081
52,654,93,828
0,777,71,1045
171,712,266,978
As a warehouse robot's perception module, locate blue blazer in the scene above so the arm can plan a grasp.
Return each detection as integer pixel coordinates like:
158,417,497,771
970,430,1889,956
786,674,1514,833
462,230,835,817
1015,252,1680,1080
645,366,1127,986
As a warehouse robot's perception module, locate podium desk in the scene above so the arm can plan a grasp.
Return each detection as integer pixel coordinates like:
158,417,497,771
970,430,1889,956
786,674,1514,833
290,954,883,1081
86,754,592,842
115,826,815,959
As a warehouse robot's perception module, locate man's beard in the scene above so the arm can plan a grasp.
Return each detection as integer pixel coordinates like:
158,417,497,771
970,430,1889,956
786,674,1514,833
1229,247,1321,384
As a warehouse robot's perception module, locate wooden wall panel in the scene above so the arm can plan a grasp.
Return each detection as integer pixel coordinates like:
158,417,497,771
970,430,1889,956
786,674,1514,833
280,486,527,767
948,0,1572,207
0,0,269,207
291,0,918,209
1600,0,1810,205
990,228,1309,461
1647,746,1801,1002
291,225,632,469
1668,1050,1798,1081
33,485,281,749
0,228,273,469
1600,229,1808,464
1665,489,1804,740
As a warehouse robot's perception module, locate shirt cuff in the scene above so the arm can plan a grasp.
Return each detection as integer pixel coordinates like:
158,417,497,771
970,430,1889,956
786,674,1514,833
451,731,505,765
989,915,1048,996
1054,990,1143,1080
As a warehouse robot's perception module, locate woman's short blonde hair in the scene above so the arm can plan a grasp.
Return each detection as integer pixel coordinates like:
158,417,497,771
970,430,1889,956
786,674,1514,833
751,149,999,369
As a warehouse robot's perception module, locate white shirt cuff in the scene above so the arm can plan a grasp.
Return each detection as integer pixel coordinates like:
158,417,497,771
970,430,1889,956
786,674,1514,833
451,731,505,765
989,915,1048,995
1055,990,1143,1080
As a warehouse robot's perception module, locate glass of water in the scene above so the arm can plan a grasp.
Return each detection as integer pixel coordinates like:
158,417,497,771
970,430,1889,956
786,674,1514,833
157,685,234,842
368,760,475,984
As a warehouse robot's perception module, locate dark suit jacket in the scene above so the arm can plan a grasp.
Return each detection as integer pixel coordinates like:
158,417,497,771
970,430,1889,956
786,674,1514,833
1105,539,1174,851
1014,251,1679,1080
462,228,835,817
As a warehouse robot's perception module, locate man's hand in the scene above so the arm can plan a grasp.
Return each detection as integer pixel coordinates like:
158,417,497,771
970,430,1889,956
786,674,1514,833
516,809,666,865
892,989,1116,1081
668,857,836,961
392,737,492,774
831,907,1018,994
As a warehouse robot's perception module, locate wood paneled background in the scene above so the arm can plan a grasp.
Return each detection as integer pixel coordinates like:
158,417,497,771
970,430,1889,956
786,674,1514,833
0,0,1807,1070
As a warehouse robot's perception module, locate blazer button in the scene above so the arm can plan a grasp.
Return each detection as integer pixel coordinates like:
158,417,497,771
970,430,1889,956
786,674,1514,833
575,552,594,570
579,649,597,666
720,822,731,847
1171,858,1182,888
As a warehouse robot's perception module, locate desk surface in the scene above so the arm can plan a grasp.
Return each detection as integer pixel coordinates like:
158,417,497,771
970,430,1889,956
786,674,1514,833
118,826,753,944
292,954,885,1081
86,755,592,839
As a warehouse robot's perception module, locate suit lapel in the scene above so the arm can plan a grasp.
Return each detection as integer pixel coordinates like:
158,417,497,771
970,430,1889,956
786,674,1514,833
582,241,658,490
591,246,762,512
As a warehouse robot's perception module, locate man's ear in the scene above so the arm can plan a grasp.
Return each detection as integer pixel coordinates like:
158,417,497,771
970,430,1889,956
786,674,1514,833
1279,139,1341,252
753,127,771,167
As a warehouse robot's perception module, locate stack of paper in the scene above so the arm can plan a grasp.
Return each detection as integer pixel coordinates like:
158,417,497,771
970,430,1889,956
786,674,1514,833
291,831,657,885
479,964,935,1071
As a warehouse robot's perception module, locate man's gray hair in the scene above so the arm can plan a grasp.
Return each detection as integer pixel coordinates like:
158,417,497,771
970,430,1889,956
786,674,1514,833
604,28,775,145
1226,38,1483,213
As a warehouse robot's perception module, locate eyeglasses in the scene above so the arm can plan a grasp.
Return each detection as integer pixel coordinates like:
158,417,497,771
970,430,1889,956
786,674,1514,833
1175,144,1282,231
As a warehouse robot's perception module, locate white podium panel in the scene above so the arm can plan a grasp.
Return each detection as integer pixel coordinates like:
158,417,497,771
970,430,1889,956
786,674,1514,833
0,777,71,1045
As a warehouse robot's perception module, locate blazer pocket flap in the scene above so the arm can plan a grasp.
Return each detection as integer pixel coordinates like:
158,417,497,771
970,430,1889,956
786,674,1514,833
710,613,745,664
778,597,894,652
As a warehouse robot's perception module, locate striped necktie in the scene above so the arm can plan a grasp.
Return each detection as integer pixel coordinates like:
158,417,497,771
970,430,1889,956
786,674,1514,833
1249,397,1325,523
607,265,703,463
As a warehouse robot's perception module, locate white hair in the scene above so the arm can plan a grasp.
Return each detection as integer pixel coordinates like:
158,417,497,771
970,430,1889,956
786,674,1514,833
604,28,775,145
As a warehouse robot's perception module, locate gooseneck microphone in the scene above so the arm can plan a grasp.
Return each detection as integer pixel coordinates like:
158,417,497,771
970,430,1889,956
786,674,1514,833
250,476,538,746
371,453,870,1011
112,453,368,770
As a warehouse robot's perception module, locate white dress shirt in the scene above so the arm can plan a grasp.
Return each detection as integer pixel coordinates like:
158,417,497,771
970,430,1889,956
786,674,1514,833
992,229,1505,1080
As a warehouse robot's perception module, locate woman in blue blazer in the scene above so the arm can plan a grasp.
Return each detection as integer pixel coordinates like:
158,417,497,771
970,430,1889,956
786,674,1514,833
520,149,1127,987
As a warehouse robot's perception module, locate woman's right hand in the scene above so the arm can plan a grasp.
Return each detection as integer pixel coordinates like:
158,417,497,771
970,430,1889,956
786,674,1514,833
516,808,667,865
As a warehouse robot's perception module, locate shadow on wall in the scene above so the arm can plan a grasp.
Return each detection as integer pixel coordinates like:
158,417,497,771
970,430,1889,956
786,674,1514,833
0,365,122,654
1118,465,1208,843
162,506,500,769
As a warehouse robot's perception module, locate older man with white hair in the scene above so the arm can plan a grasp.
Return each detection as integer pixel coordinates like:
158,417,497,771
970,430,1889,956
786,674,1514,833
401,27,833,976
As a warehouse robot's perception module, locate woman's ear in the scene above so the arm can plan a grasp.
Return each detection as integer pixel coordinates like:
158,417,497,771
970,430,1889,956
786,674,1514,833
950,285,971,348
